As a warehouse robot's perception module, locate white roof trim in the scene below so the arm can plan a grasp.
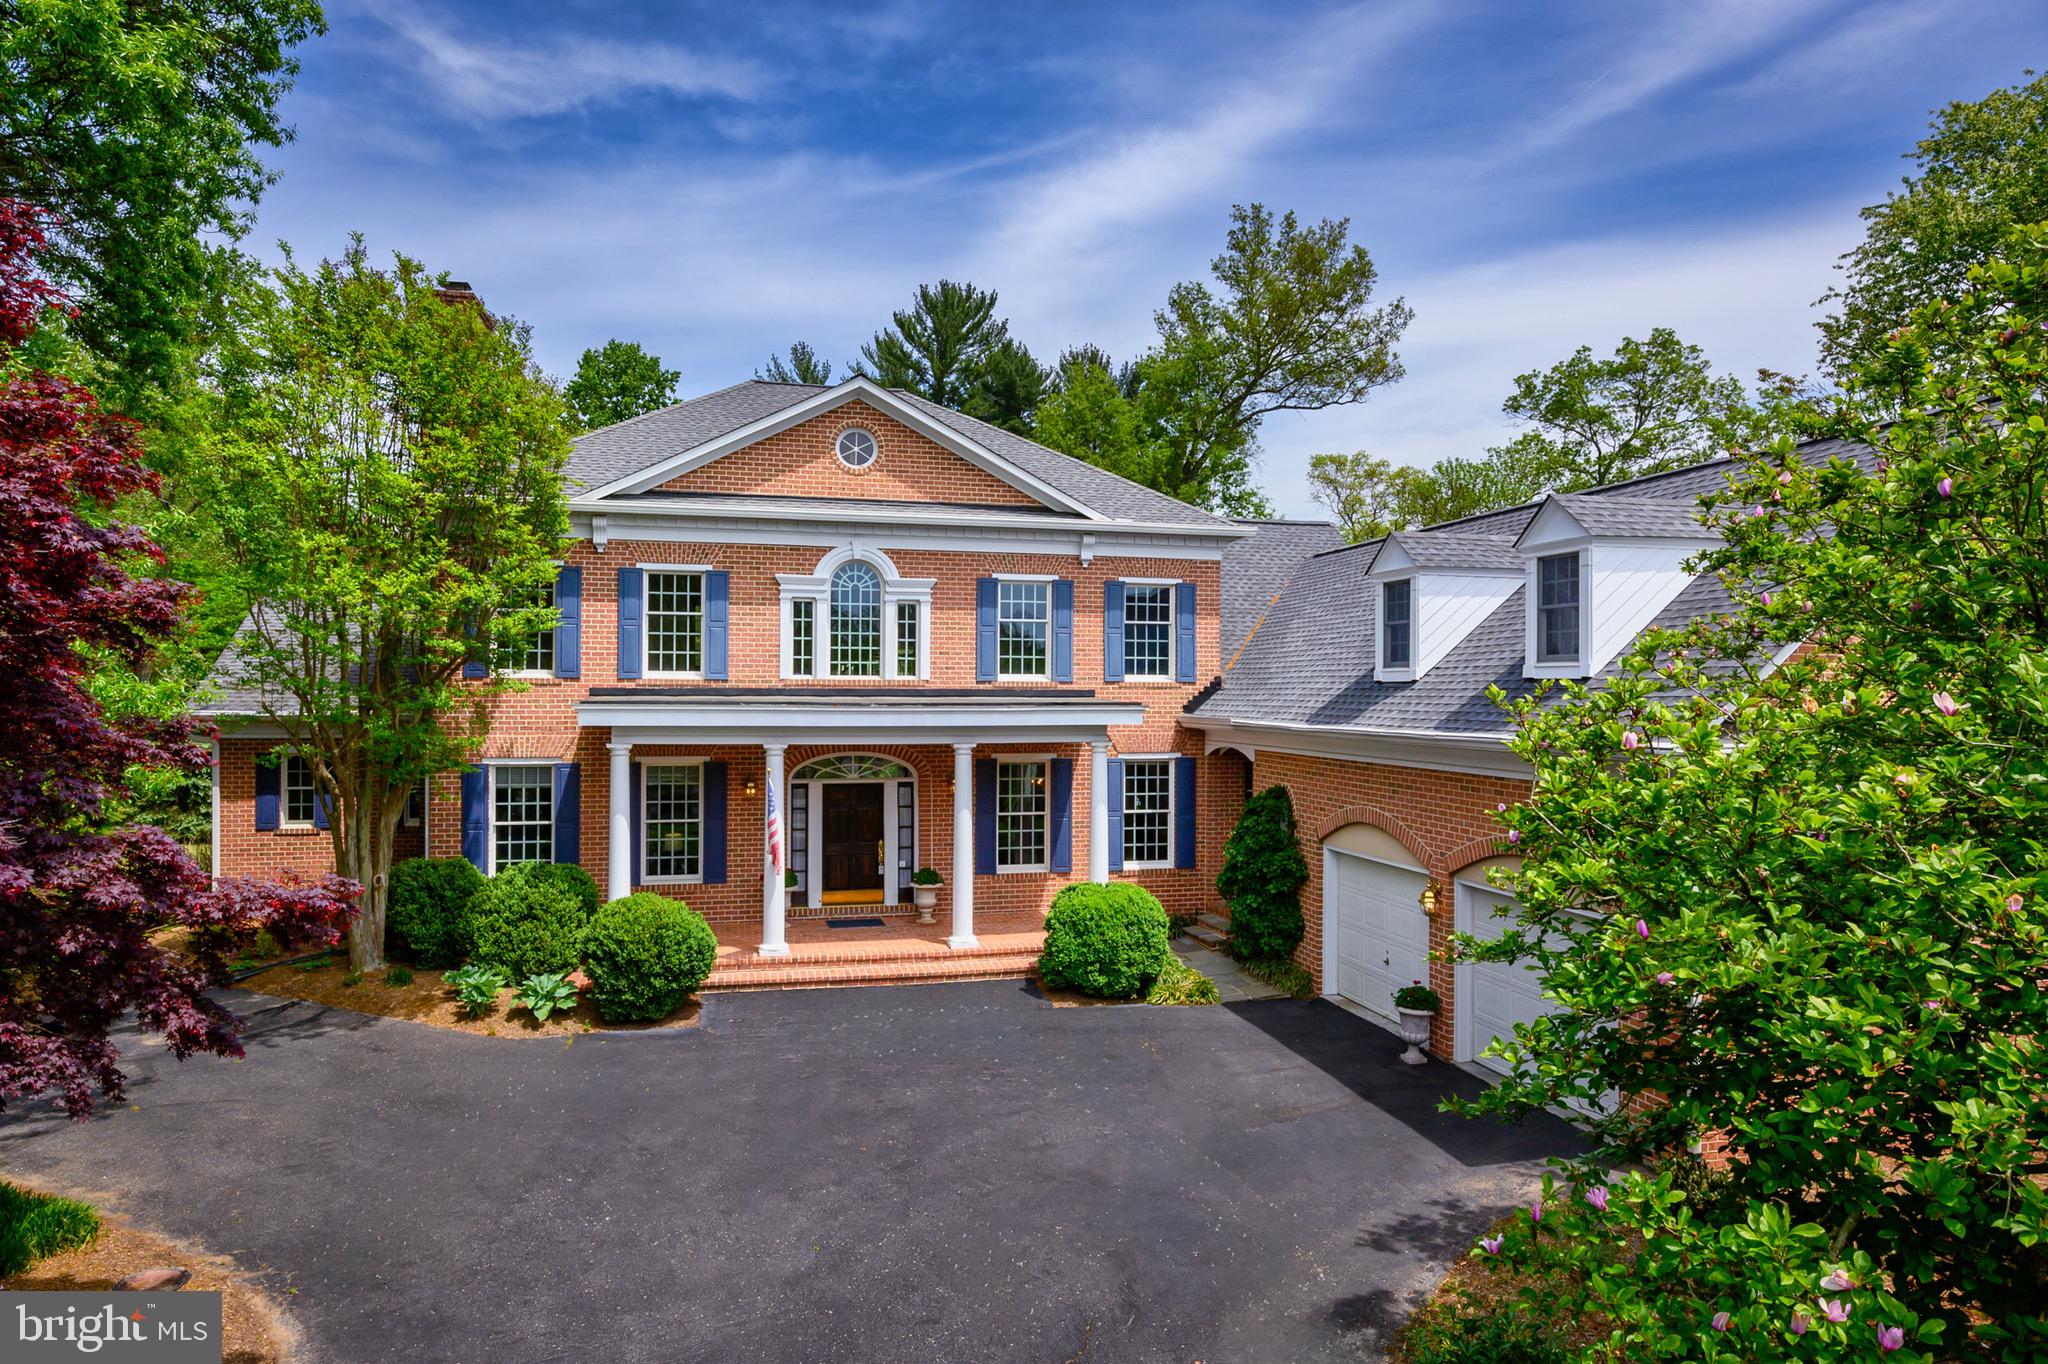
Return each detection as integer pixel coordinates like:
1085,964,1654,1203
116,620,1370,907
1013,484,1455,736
566,497,1241,541
581,377,1104,521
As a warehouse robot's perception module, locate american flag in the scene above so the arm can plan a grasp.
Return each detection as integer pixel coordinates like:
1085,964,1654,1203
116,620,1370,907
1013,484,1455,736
766,775,784,873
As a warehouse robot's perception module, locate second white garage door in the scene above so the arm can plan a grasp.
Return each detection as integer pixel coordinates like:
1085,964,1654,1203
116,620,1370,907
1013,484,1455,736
1326,849,1431,1021
1456,883,1558,1075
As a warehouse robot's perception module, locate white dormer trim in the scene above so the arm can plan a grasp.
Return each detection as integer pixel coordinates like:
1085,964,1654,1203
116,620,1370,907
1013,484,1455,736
1524,546,1594,680
1368,541,1523,683
1375,577,1415,683
581,377,1104,521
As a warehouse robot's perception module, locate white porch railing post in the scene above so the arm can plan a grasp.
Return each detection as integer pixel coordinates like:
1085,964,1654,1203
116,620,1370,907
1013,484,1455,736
760,743,790,957
949,742,978,949
1088,739,1111,883
607,740,632,901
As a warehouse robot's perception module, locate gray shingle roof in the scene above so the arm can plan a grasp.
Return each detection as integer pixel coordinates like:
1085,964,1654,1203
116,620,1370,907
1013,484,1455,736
1535,493,1714,540
1220,518,1346,661
1371,531,1525,572
197,604,301,718
563,380,1234,531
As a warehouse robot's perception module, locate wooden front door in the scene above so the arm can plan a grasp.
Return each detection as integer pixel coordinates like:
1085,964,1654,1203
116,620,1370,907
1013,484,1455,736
822,784,886,895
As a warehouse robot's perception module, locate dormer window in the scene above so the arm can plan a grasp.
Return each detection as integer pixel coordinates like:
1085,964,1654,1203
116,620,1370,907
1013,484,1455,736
1535,553,1581,665
1381,579,1413,669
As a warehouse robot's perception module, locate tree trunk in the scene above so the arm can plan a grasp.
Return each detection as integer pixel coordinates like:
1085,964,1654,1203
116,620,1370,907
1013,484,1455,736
336,787,403,972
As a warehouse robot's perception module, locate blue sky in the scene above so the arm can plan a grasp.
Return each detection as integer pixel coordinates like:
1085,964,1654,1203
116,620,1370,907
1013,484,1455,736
252,0,2046,515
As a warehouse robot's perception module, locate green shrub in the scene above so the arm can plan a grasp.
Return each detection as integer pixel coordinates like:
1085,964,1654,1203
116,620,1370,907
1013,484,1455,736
0,1182,101,1278
1145,953,1220,1006
341,969,363,988
580,893,717,1022
1215,786,1308,959
446,964,507,1018
1037,882,1171,998
467,864,588,979
1398,1306,1569,1364
1394,981,1442,1012
514,971,579,1023
504,861,599,920
386,857,486,967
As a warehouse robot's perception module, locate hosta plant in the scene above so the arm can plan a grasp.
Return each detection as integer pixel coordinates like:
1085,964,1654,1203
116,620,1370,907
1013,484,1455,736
445,965,507,1019
513,972,579,1023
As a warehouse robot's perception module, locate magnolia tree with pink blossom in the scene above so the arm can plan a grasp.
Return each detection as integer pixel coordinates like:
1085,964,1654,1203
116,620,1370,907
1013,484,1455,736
0,204,356,1119
1455,232,2048,1359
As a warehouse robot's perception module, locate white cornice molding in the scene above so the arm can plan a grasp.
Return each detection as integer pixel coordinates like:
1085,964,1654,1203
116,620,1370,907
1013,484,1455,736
567,509,1233,561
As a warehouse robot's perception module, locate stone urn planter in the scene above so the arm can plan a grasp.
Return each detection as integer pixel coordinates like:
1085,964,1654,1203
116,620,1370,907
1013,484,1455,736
910,869,942,925
1392,982,1441,1066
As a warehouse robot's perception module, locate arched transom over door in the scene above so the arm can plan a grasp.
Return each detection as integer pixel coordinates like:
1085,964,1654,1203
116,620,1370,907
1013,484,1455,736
1322,824,1430,1023
788,755,917,909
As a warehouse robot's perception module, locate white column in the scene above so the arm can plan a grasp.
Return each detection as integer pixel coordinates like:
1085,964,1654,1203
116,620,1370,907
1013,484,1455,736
1088,739,1111,884
760,743,790,957
207,737,221,886
949,742,978,949
607,741,632,902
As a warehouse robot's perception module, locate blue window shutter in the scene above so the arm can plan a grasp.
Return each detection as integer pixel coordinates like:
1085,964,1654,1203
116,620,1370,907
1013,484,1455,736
1103,581,1125,683
702,760,728,884
974,758,997,874
1106,758,1124,872
462,618,487,680
1175,582,1197,683
254,755,280,831
1049,757,1073,873
975,578,997,682
312,781,331,830
553,762,580,865
703,571,730,680
616,567,644,679
1052,579,1074,683
629,761,643,892
554,567,582,679
460,767,488,872
1173,756,1197,869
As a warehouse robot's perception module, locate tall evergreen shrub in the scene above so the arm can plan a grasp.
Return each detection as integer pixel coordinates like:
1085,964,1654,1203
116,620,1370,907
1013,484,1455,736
1216,785,1308,959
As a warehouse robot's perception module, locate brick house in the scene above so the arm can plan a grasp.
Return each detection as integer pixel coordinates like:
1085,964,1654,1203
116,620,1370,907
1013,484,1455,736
203,376,1331,979
1183,437,1866,1067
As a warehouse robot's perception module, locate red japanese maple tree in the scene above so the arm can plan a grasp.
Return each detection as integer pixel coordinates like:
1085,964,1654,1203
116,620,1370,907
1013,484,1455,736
0,202,357,1118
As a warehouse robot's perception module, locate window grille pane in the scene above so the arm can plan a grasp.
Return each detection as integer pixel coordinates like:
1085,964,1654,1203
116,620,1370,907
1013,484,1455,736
524,579,555,672
996,760,1048,868
896,601,918,677
283,756,315,825
790,599,815,676
829,562,882,676
1122,760,1172,865
647,571,704,674
997,581,1050,677
493,765,554,870
643,764,702,880
1123,585,1173,677
1383,579,1412,667
897,781,915,887
788,783,807,891
1537,555,1580,662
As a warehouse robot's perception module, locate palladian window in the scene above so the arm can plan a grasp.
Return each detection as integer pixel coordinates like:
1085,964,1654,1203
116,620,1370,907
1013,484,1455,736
829,561,883,677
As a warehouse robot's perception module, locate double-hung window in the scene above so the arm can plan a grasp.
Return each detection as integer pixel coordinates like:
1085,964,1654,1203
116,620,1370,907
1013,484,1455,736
642,763,703,882
1122,584,1173,678
895,601,919,678
281,755,316,828
647,570,705,675
997,581,1051,679
995,759,1048,871
1121,759,1173,867
828,562,883,677
1382,579,1413,670
492,764,554,871
1536,554,1581,665
521,578,556,674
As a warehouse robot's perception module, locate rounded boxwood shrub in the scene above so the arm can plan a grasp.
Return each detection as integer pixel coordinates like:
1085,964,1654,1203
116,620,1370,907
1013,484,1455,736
466,863,588,980
1037,882,1171,998
580,893,718,1022
385,857,485,968
1216,785,1308,960
512,861,598,920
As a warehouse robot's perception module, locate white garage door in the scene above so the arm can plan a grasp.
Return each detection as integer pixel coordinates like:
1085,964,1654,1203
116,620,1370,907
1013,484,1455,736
1459,884,1557,1075
1327,850,1430,1021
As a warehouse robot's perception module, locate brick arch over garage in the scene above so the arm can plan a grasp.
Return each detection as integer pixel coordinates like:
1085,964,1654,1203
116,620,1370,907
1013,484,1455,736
1314,804,1433,869
1441,833,1518,879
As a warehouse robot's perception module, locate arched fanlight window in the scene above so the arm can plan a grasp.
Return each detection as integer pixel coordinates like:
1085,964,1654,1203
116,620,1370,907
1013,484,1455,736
829,561,883,676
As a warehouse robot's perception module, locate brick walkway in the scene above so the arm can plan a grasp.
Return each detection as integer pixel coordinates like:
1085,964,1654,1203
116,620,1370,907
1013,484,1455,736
704,910,1046,990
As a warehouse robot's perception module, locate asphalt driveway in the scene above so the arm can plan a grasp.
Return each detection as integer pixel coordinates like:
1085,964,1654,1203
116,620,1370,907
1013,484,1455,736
0,982,1579,1362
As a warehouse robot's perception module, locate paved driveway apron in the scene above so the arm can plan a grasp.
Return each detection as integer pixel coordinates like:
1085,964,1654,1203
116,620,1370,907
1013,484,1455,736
0,982,1578,1363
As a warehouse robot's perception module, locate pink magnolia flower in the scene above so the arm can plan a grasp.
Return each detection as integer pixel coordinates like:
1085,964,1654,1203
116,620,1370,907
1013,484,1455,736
1584,1186,1608,1212
1655,971,1675,986
1932,691,1958,716
1478,1235,1502,1255
1778,471,1793,486
1821,1269,1858,1293
1877,1324,1906,1353
1496,802,1506,812
1820,1298,1851,1324
1529,1201,1543,1226
1789,1312,1810,1337
2009,894,2024,914
1938,476,1954,498
1759,591,1773,607
1711,1312,1731,1332
1635,919,1651,941
1752,504,1767,517
1507,829,1520,844
1622,730,1641,750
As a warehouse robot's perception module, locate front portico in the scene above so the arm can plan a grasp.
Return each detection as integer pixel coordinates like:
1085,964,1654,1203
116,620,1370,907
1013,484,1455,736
580,688,1143,958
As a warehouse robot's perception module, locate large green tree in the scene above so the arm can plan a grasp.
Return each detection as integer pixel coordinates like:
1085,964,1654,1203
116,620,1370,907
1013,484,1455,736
207,240,571,970
756,340,833,385
0,0,325,403
856,279,1011,408
1304,450,1432,541
1820,70,2048,376
563,338,678,432
1457,232,2048,1360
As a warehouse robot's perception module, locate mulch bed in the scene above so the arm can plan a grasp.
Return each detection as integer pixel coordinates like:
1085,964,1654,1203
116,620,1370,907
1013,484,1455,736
234,957,700,1038
1388,1214,1611,1363
3,1200,292,1364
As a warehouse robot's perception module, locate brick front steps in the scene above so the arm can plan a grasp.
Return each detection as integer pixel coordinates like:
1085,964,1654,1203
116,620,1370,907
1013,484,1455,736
702,909,1047,992
705,951,1041,992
